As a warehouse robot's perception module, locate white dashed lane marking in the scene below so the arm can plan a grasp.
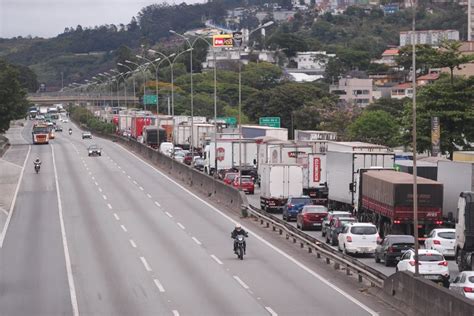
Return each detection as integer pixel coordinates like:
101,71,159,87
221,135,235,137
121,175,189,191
210,255,223,265
107,203,112,209
177,223,185,230
120,225,128,232
102,195,107,200
140,256,152,272
113,213,120,221
233,276,250,290
154,201,161,207
146,193,152,199
192,237,201,245
154,279,165,292
265,307,278,316
165,212,173,218
129,239,137,248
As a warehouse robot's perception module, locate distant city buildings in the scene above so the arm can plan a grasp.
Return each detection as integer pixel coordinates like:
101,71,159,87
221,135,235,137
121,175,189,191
292,51,336,71
330,78,379,107
371,48,399,67
399,30,460,46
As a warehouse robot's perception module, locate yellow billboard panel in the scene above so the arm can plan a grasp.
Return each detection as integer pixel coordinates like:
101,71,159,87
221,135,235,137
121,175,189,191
213,34,234,47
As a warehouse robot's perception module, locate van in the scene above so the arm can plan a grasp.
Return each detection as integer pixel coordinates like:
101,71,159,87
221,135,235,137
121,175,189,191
160,142,173,156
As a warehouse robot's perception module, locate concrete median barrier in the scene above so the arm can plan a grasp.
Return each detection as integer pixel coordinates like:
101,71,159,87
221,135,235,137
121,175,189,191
384,271,474,315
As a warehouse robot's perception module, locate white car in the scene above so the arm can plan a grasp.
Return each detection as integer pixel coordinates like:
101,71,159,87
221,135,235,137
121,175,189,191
396,249,450,287
337,223,379,255
173,151,185,163
159,142,173,156
61,118,69,123
425,228,455,258
449,271,474,300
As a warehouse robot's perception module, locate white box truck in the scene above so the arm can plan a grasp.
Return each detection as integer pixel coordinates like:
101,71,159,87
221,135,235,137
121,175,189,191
203,140,234,175
260,164,303,212
327,151,395,212
327,141,390,152
193,123,215,150
303,153,328,204
242,125,288,141
174,124,192,149
232,140,258,167
294,130,337,141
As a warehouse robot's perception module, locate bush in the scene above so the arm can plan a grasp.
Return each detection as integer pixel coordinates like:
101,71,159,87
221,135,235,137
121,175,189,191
70,106,115,135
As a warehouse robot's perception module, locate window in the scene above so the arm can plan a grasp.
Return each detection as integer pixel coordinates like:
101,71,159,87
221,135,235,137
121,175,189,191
351,226,377,235
418,254,444,262
460,274,467,283
438,231,455,239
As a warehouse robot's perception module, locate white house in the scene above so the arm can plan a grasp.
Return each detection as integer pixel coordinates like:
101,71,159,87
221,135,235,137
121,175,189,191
292,51,335,72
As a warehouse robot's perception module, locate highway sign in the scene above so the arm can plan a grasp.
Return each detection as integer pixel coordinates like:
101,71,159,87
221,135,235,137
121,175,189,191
144,94,157,105
217,117,237,126
259,117,281,128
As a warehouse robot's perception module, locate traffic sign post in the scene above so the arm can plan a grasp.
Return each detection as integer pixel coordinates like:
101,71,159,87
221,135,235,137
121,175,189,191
143,94,157,105
259,117,281,128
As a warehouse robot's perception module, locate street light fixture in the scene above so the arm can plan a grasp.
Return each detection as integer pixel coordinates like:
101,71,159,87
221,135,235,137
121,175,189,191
118,62,137,107
147,50,176,115
111,69,127,108
136,55,161,114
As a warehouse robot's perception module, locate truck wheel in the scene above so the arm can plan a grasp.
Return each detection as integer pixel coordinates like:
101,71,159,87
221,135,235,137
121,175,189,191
375,254,380,263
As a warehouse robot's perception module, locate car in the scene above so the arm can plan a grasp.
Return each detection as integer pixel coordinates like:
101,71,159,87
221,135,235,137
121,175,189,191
396,249,450,287
296,205,328,230
193,157,205,171
173,151,186,163
374,235,415,266
321,211,353,237
223,172,239,185
449,271,474,300
160,142,174,156
338,223,379,255
55,125,63,132
87,144,101,156
183,152,196,165
82,131,92,139
425,228,456,258
283,196,313,221
326,217,357,246
232,176,255,194
61,118,69,123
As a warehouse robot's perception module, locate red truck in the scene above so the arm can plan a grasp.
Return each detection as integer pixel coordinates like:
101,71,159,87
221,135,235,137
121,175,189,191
131,116,153,139
358,170,443,239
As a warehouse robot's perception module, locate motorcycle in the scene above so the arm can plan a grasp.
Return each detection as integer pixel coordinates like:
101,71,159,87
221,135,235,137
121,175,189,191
234,234,248,260
69,129,72,135
34,163,40,174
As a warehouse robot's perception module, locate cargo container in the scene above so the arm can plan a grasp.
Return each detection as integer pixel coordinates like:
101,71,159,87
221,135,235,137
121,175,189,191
359,170,443,237
142,126,166,149
131,116,153,138
241,125,288,141
327,141,390,153
453,151,474,163
296,140,329,154
193,123,215,150
302,153,328,204
294,130,337,141
394,160,438,181
203,139,257,175
437,161,474,223
232,140,258,168
260,164,303,212
174,124,192,149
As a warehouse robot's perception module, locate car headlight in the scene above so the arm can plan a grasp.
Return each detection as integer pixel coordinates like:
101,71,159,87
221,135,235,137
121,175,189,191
89,151,92,154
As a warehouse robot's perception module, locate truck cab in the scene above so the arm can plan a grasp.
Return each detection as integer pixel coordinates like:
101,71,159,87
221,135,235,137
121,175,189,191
456,192,474,271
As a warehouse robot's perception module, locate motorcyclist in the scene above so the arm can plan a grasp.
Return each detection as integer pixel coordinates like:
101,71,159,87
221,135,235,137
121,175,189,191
68,128,72,135
33,157,41,166
231,223,248,254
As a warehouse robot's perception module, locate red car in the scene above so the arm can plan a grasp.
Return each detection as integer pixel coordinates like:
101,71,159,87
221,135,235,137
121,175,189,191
232,176,255,194
223,172,239,185
296,205,328,230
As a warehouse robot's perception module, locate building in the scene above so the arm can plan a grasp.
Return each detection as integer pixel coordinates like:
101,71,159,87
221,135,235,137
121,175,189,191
371,48,399,67
201,47,280,69
292,51,335,72
330,78,377,107
416,73,440,86
469,0,474,40
391,83,413,99
399,30,460,47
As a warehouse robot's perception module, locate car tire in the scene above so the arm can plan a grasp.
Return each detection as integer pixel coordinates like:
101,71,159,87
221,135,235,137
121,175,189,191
375,254,381,263
384,256,391,267
395,267,398,273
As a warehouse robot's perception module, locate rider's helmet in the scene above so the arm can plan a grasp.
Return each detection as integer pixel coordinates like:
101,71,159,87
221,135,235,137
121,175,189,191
235,223,242,231
35,157,40,163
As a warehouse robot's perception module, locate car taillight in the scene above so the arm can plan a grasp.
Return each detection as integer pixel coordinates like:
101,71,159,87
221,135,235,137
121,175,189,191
438,261,448,267
409,261,421,266
435,220,443,225
393,220,401,224
463,287,474,293
346,236,352,242
433,240,441,245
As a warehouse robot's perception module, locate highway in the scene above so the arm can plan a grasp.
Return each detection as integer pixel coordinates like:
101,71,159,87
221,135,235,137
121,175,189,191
0,120,402,315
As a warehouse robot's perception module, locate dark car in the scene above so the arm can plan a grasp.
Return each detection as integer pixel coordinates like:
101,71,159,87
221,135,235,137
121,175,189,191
375,235,415,266
88,144,101,156
55,125,63,132
183,152,195,165
296,205,328,230
326,217,357,246
283,196,312,221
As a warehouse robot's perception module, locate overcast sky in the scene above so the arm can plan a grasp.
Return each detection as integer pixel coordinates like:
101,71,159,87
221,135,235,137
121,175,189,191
0,0,204,39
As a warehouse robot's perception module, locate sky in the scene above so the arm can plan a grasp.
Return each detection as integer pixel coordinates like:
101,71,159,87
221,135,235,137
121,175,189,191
0,0,204,39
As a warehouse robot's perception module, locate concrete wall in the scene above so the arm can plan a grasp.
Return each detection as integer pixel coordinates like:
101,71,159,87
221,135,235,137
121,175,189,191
384,271,474,315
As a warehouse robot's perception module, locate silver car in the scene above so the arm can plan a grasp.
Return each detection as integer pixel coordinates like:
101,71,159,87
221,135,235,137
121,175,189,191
449,271,474,300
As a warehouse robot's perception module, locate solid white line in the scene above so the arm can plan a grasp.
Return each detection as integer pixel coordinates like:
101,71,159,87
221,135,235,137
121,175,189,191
165,211,173,218
172,310,179,316
265,307,278,316
0,145,30,247
115,143,378,316
233,275,250,289
210,254,223,265
120,225,128,232
102,195,107,200
139,186,144,191
129,239,137,248
113,213,120,221
153,279,165,292
98,187,102,192
177,223,185,230
146,193,152,199
140,256,152,272
51,145,79,316
107,203,112,209
192,237,201,245
154,201,161,207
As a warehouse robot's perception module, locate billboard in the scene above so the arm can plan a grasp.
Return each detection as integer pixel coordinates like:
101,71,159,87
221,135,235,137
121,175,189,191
213,34,234,48
431,116,440,156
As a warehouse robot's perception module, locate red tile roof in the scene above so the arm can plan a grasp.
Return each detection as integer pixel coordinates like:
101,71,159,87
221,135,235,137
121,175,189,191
382,49,399,56
393,83,412,89
417,73,440,81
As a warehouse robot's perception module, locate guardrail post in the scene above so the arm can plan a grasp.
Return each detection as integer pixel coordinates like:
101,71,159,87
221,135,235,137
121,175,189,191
279,229,283,235
266,222,269,228
358,274,363,283
272,226,276,231
293,237,297,243
308,247,312,253
300,242,304,248
260,219,264,225
316,252,320,258
326,258,330,264
346,266,351,275
285,234,289,240
334,262,340,270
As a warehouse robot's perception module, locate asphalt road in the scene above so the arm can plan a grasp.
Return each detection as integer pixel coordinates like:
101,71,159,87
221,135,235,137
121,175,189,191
0,121,402,315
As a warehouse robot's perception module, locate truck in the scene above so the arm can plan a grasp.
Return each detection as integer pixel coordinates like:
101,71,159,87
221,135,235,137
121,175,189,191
394,160,438,181
241,125,288,141
203,139,257,175
358,170,443,237
174,124,192,149
437,161,474,223
327,141,390,153
453,151,474,163
327,150,395,212
193,123,215,150
32,123,50,144
294,130,337,141
303,153,328,204
455,192,474,271
142,126,166,149
131,116,153,139
260,164,303,212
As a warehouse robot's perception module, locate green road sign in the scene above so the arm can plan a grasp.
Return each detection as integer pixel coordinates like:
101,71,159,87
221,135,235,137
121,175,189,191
217,117,237,126
259,117,281,128
144,94,157,105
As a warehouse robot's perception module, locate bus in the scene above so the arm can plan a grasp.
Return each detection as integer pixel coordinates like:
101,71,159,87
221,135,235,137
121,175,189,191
47,107,59,120
32,123,50,144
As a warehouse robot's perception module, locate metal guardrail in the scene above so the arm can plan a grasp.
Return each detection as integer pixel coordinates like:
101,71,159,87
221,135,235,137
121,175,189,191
246,205,386,288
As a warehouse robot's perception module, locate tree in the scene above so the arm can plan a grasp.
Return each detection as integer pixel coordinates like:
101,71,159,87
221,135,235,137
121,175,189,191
348,110,400,147
396,44,438,76
0,60,29,133
366,98,406,120
241,62,282,90
434,40,474,85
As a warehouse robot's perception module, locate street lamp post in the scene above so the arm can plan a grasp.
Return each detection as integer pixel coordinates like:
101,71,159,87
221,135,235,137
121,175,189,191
111,69,128,108
125,60,149,111
118,63,137,107
137,55,161,114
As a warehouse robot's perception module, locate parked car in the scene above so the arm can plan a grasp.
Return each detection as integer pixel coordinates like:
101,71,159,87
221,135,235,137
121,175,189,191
232,176,255,194
374,235,415,266
82,131,92,139
193,158,205,171
425,228,456,258
296,205,328,230
321,211,352,237
223,172,239,185
87,144,101,156
338,223,379,255
449,271,474,300
283,196,313,221
396,249,450,287
326,217,357,246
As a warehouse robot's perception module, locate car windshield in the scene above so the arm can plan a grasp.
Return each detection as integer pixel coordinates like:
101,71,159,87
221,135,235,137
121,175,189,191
468,276,474,283
350,226,377,235
340,218,356,224
304,206,328,213
226,174,237,180
290,198,311,205
89,145,98,149
438,231,455,239
241,177,253,183
418,254,444,262
175,152,185,157
391,236,415,244
195,159,204,164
